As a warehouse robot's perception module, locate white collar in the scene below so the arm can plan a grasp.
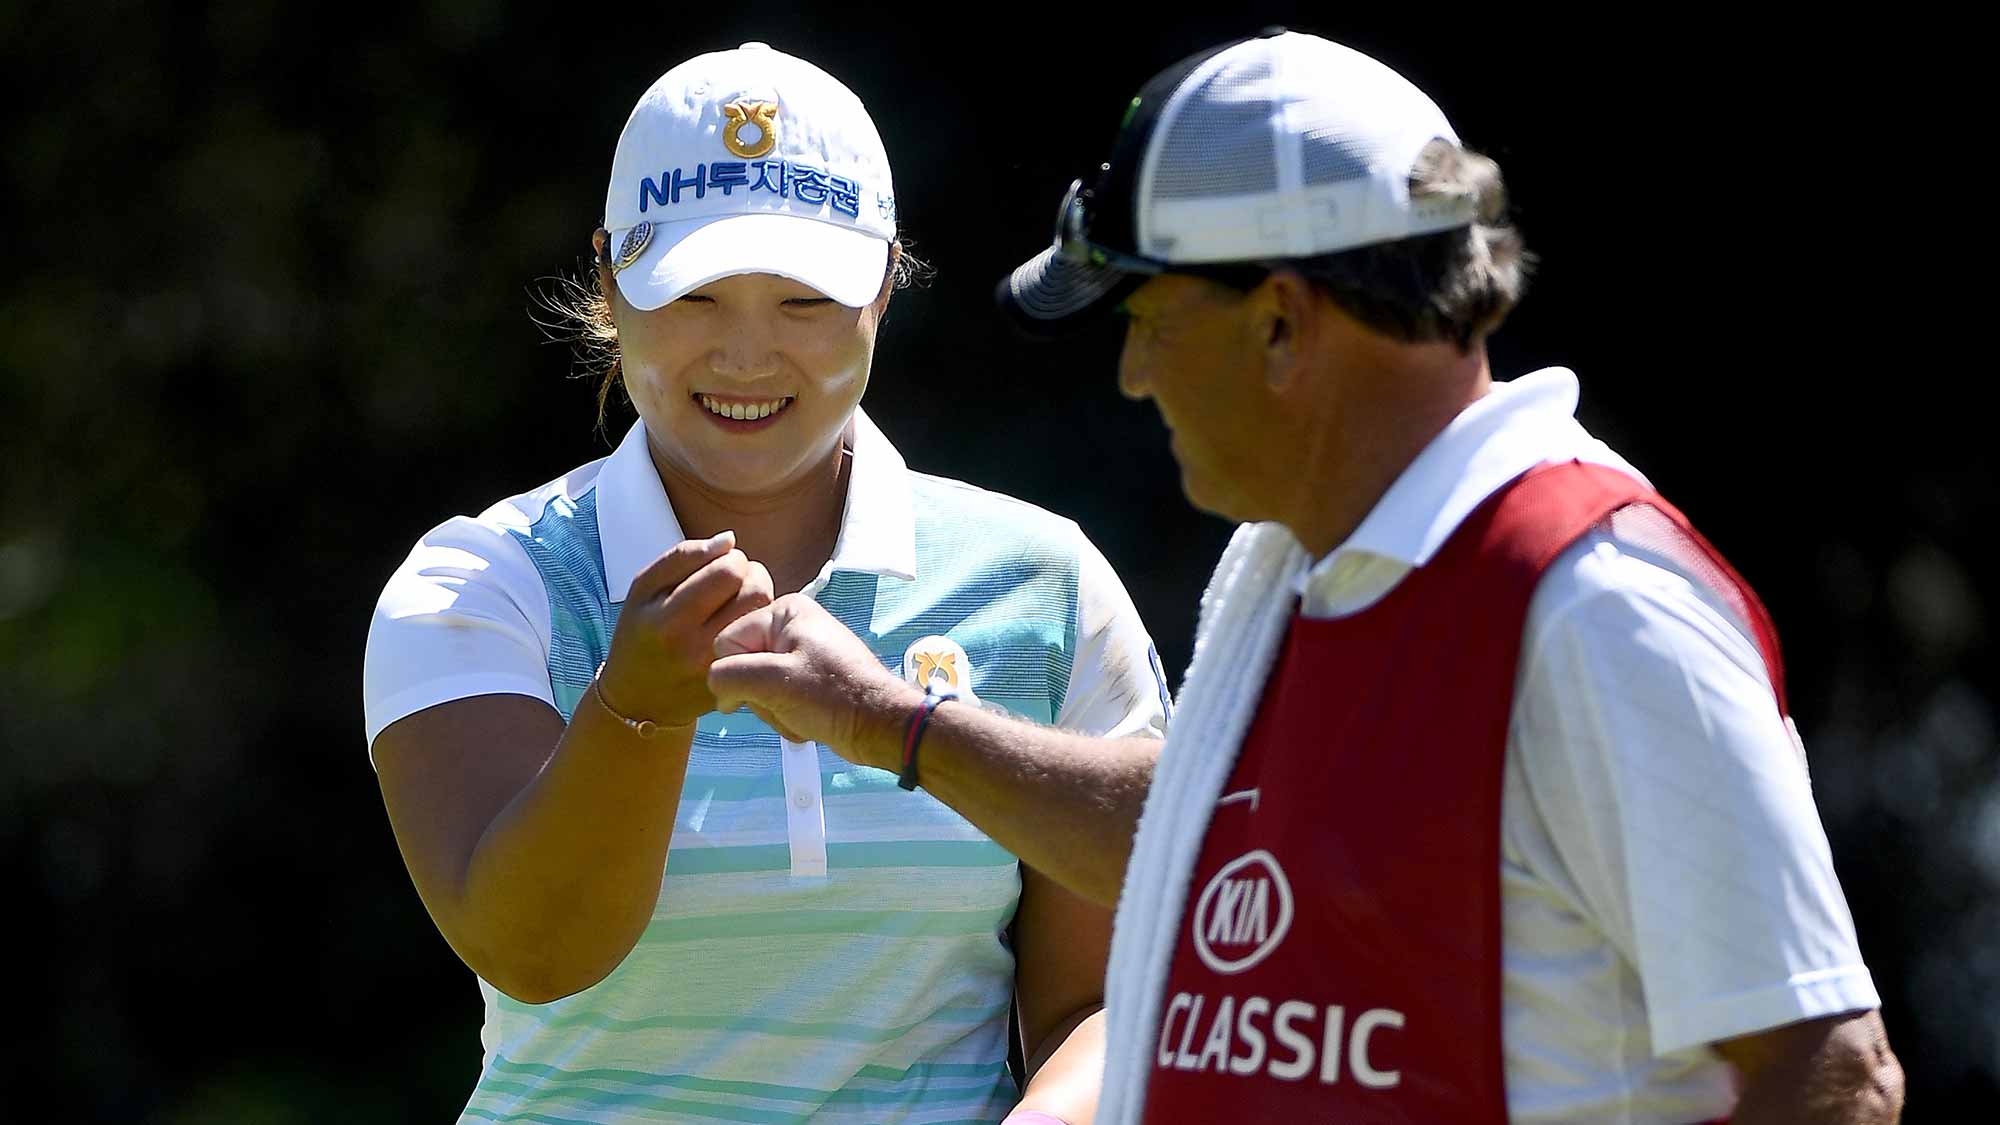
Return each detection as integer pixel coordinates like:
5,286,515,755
1298,368,1646,589
596,405,918,602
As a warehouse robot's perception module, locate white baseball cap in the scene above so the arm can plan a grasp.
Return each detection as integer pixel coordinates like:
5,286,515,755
603,43,897,310
1000,29,1476,334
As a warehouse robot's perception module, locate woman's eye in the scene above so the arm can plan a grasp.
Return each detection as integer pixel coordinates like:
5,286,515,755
785,298,835,309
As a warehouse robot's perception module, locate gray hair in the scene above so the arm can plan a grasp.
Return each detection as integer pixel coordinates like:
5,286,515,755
1290,139,1531,351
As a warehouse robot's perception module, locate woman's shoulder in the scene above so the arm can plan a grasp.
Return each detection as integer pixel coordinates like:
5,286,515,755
379,453,617,604
488,455,616,531
414,454,614,547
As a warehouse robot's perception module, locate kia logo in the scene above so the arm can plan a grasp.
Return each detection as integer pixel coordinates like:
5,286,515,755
1191,850,1294,974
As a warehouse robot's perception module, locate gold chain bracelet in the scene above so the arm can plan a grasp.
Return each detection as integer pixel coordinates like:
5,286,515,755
591,661,659,739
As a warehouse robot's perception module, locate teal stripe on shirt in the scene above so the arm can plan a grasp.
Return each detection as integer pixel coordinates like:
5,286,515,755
472,1078,1008,1123
486,1054,1011,1104
468,1081,803,1124
665,839,1016,876
498,1000,1011,1044
645,904,1013,944
469,1079,1010,1125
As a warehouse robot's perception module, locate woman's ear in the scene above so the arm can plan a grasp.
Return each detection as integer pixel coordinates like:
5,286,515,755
588,225,620,310
592,227,611,265
871,241,902,320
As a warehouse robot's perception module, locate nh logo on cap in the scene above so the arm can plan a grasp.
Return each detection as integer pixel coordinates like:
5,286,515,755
722,100,779,159
1191,849,1295,974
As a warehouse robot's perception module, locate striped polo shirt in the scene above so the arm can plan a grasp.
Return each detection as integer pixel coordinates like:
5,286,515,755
364,409,1169,1123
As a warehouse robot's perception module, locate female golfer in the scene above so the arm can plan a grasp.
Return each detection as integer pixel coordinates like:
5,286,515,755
363,42,1164,1124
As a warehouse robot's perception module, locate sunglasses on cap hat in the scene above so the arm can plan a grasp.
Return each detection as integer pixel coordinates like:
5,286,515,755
1053,176,1270,292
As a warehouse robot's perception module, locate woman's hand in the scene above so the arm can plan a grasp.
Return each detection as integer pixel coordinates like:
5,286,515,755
600,531,775,730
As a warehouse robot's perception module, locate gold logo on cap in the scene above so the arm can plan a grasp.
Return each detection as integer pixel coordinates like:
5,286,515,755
722,100,779,159
613,221,653,272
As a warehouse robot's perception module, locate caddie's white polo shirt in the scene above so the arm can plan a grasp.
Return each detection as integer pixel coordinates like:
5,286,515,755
1296,368,1880,1123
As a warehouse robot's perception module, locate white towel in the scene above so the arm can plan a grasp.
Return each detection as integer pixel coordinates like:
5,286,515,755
1099,521,1310,1123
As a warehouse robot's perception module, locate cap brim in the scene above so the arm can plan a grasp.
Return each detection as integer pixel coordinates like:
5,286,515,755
614,212,889,310
995,245,1145,339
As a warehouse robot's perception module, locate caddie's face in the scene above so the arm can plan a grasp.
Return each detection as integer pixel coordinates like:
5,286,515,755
612,270,888,498
1116,274,1273,521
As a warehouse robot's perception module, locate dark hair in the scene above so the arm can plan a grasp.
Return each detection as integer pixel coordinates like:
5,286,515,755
535,239,930,430
1289,139,1531,351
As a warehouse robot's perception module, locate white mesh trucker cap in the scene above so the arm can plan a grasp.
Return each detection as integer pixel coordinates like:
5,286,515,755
1000,29,1476,334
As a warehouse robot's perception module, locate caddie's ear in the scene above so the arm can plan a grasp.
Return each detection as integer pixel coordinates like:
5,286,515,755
1256,269,1318,395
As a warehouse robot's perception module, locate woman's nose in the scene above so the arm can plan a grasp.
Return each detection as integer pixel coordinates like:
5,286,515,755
707,315,781,381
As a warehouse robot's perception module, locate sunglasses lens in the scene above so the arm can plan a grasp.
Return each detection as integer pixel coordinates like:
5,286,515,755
1052,178,1093,264
1054,179,1083,238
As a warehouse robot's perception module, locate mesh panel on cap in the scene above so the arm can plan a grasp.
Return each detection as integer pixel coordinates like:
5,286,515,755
1301,125,1380,185
1147,57,1278,200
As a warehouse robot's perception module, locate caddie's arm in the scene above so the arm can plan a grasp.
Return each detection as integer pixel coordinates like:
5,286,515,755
708,593,1158,907
1712,1011,1904,1124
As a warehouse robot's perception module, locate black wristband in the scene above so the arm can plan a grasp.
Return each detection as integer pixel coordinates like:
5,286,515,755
897,692,949,791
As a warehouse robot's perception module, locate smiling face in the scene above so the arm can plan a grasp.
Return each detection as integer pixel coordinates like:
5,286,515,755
609,269,890,502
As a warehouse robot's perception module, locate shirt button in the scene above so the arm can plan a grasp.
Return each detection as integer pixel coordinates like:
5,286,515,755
793,791,814,809
788,741,810,752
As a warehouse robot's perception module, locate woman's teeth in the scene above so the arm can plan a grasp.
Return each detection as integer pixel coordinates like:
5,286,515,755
698,395,793,421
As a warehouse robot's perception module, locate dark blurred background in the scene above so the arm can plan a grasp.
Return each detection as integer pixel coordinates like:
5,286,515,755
2,3,1985,1121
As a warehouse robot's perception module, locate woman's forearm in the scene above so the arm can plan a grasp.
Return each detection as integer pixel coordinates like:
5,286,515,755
448,695,696,1003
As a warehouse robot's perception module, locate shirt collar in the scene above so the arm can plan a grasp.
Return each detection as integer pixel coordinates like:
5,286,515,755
1299,368,1647,589
821,407,919,585
596,405,918,603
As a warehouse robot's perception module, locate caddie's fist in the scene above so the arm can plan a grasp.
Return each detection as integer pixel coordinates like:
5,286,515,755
708,594,918,762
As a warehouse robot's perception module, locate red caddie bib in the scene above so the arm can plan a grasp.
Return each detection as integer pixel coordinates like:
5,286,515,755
1143,462,1785,1123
